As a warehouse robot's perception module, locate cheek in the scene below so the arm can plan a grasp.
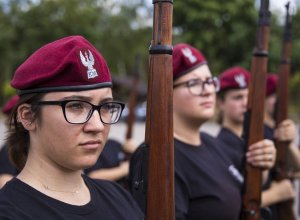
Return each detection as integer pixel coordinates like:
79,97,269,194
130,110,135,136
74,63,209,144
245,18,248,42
173,92,194,112
39,112,77,149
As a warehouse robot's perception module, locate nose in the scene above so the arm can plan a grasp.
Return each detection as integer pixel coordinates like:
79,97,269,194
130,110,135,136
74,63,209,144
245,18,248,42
83,109,105,132
242,96,248,106
201,82,214,96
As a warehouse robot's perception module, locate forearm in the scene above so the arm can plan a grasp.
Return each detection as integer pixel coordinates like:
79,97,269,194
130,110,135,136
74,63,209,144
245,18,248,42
261,188,279,207
87,163,128,181
287,143,300,171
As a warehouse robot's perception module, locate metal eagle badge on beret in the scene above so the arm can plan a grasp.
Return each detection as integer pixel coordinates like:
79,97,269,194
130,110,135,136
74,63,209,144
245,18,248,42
234,74,247,88
80,50,98,79
181,47,197,64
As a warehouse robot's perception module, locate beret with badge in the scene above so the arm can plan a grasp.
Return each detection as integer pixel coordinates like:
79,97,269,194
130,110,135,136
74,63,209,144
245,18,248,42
11,35,112,95
173,43,207,80
218,66,251,92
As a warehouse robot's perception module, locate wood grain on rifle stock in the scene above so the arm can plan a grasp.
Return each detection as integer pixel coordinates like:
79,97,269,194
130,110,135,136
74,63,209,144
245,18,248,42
145,1,174,220
274,3,296,220
241,0,271,219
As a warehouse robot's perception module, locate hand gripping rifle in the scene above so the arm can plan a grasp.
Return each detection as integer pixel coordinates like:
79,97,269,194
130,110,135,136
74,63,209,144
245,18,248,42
241,0,271,219
273,3,296,220
145,0,174,219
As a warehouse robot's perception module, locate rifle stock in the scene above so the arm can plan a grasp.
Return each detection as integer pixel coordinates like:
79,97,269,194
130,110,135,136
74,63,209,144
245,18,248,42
241,0,271,219
274,3,296,220
145,1,174,220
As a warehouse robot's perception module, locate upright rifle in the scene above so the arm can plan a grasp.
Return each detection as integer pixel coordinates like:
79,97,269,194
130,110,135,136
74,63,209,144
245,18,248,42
273,3,296,220
241,0,271,219
145,0,174,219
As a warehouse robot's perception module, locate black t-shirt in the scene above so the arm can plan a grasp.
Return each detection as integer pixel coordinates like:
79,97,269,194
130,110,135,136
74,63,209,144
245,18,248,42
218,126,276,220
217,127,246,173
0,175,144,220
264,124,274,140
174,132,242,220
0,145,18,176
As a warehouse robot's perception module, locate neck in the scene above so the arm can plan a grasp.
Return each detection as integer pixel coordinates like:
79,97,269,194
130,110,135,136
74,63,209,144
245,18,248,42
18,153,84,195
174,114,202,146
264,111,275,128
222,118,243,138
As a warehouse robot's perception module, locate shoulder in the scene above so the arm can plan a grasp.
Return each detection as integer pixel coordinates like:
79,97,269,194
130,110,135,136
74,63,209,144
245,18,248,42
83,175,144,218
201,131,224,147
83,175,135,201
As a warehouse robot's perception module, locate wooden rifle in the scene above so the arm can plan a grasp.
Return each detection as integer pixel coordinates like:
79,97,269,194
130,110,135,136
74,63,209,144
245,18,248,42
241,0,271,219
273,3,296,220
145,0,174,219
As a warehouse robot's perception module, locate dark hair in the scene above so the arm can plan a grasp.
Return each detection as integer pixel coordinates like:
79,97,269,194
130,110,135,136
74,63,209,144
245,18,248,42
6,93,45,171
216,91,226,124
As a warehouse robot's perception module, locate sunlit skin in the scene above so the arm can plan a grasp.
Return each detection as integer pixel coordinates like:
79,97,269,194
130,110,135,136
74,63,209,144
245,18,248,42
17,88,113,205
173,64,275,169
219,88,248,136
217,86,276,169
264,94,277,128
173,65,216,128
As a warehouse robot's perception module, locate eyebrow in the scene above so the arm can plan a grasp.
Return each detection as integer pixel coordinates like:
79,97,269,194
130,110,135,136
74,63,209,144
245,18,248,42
60,95,114,104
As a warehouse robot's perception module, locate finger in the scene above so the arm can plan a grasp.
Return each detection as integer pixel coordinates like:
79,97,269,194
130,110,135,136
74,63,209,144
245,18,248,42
247,152,275,168
248,139,273,151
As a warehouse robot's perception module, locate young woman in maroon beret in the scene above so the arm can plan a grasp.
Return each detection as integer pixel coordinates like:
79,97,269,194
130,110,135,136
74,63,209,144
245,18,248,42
129,43,276,220
0,36,144,220
172,44,275,220
216,67,300,218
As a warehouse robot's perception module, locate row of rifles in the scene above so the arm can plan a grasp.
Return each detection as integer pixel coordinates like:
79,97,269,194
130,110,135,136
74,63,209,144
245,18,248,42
126,0,295,220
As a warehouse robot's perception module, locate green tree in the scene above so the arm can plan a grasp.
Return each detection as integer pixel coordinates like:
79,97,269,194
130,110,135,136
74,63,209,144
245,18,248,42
0,0,152,104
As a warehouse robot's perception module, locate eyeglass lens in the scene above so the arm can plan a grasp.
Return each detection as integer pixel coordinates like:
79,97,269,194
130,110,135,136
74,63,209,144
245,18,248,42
64,101,122,124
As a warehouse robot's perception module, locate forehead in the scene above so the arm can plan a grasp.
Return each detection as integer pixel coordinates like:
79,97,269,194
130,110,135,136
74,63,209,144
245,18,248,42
43,88,113,101
174,64,212,83
224,88,249,97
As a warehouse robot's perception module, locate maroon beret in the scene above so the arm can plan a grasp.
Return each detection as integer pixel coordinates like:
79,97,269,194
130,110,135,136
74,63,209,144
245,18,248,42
2,95,19,115
219,66,250,92
11,35,112,95
266,74,278,96
173,43,207,80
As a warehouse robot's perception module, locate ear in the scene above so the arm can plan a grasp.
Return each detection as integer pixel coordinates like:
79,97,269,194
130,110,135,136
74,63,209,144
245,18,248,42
17,104,36,131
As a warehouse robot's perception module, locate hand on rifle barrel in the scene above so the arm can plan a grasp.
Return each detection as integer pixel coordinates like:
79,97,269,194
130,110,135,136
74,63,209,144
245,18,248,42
246,139,276,170
274,119,296,142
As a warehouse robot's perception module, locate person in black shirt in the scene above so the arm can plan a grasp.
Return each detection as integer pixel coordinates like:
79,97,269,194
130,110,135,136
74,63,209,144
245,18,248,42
129,43,276,220
217,67,298,217
0,36,143,220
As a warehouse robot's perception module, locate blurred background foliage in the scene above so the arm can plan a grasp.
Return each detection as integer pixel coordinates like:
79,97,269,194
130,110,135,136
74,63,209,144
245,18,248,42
0,0,299,120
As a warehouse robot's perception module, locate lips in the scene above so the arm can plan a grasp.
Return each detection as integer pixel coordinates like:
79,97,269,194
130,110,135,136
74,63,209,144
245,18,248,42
80,140,101,150
200,101,214,108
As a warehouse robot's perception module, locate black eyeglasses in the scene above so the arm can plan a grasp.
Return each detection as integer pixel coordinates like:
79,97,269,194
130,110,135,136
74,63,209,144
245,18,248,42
173,77,220,96
36,100,125,125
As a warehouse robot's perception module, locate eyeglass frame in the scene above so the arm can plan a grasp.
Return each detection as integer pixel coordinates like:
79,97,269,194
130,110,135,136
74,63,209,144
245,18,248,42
35,100,125,125
173,76,220,95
